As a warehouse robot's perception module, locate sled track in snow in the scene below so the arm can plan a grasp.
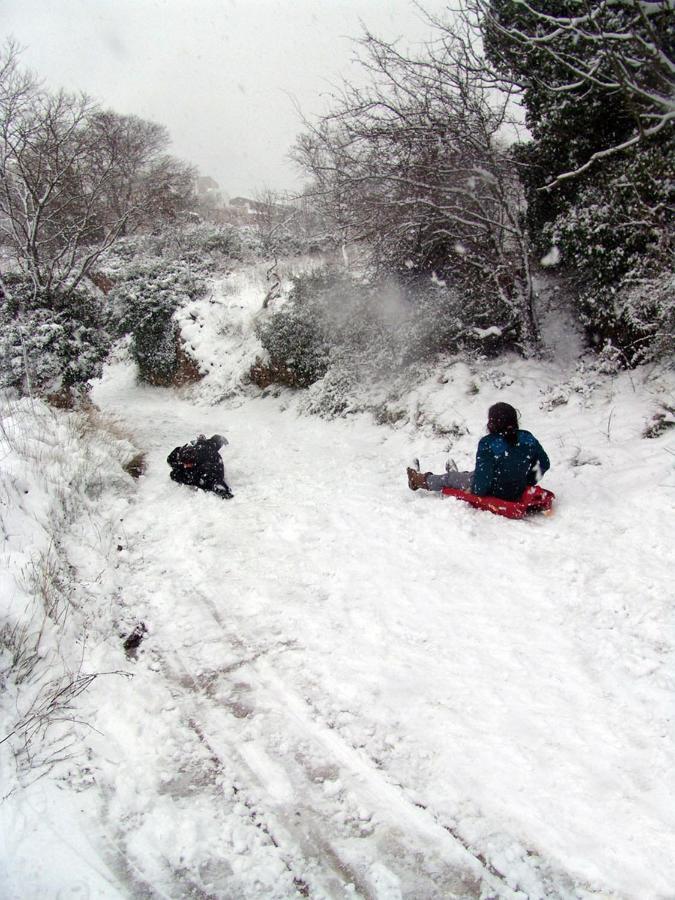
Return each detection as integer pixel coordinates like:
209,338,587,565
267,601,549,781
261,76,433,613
135,586,589,900
157,651,485,898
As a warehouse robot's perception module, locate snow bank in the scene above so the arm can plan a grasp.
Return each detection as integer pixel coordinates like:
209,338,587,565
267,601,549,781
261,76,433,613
0,397,140,897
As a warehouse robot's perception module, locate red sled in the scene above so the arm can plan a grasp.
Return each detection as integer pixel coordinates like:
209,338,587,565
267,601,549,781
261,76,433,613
441,484,555,519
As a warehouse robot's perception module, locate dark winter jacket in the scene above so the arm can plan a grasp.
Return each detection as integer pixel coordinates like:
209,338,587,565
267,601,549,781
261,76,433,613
167,434,232,498
471,430,550,501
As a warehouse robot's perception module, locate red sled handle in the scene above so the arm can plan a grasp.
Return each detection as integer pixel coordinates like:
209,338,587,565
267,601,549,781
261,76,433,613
441,484,555,519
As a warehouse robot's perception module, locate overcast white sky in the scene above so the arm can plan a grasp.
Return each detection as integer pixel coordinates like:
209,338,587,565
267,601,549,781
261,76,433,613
1,0,450,197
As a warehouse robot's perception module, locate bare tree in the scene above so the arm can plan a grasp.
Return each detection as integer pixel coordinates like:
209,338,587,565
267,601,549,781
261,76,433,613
1,85,107,297
0,42,195,300
89,110,195,234
253,184,298,254
0,39,35,130
294,24,539,348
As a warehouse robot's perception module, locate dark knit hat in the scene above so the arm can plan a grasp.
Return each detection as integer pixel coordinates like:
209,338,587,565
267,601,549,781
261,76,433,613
487,403,519,444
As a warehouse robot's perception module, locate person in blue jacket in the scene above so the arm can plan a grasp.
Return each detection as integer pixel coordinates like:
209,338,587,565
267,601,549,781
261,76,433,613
407,402,550,500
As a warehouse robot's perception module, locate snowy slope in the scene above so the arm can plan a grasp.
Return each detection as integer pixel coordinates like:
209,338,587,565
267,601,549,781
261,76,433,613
2,266,674,899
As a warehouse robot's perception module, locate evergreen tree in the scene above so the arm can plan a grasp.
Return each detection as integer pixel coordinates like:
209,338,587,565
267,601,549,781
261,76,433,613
480,0,674,362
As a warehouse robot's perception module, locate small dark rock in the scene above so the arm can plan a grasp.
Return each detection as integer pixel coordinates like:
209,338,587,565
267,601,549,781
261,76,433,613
123,623,147,657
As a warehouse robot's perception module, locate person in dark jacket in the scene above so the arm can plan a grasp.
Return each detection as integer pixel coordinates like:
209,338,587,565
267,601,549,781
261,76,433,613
407,403,550,501
167,434,233,499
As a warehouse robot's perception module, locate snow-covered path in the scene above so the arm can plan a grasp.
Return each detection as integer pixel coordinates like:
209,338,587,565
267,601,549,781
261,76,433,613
74,358,675,899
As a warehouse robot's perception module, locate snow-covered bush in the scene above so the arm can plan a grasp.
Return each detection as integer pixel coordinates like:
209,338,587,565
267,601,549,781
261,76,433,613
131,303,180,385
101,224,251,283
110,259,207,385
300,363,361,418
104,222,322,275
142,223,245,265
255,276,330,388
576,268,674,367
400,275,517,362
542,144,673,365
538,352,629,412
235,225,265,258
0,277,110,399
255,267,517,394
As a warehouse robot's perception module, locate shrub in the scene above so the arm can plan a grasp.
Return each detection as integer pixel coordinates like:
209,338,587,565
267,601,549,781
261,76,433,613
483,0,673,365
540,140,674,365
254,266,518,394
148,223,244,264
255,292,330,388
131,303,180,385
576,269,674,367
110,259,206,385
301,366,359,418
102,224,249,280
0,277,110,397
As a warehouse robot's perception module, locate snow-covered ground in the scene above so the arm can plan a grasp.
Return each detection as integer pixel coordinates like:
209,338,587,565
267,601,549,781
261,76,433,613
1,267,674,899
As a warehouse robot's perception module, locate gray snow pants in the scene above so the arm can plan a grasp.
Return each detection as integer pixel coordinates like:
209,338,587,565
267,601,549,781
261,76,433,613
425,471,473,492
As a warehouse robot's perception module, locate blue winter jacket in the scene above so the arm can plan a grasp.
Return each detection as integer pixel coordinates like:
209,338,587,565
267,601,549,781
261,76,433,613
471,430,550,500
